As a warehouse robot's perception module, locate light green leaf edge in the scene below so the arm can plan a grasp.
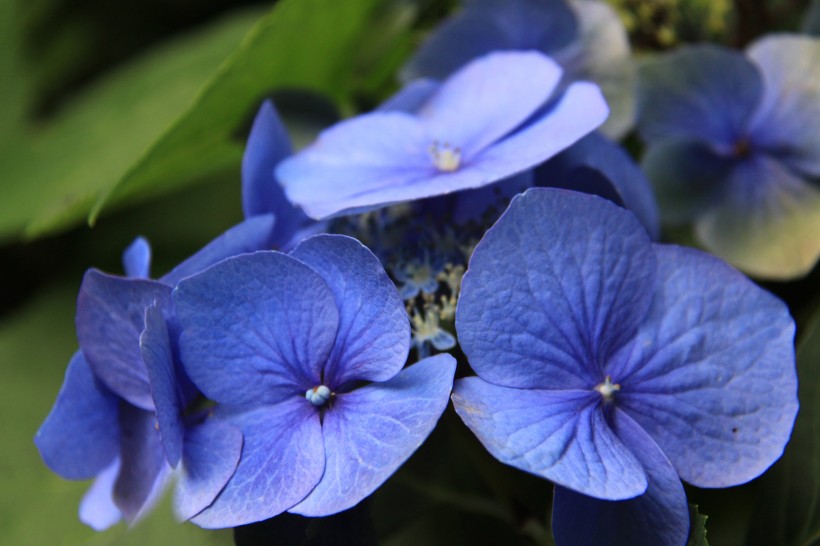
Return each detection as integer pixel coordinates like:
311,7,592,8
686,504,709,546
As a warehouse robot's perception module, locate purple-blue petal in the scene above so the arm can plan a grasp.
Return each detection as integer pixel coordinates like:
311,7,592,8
174,251,339,406
289,234,410,386
140,303,184,468
452,377,647,500
113,404,172,524
747,35,820,177
637,45,763,151
79,458,122,531
174,419,243,521
191,398,324,528
122,236,151,279
613,245,798,488
456,188,656,390
451,171,534,225
76,270,172,410
552,409,689,546
160,214,276,286
378,79,440,114
290,354,456,516
35,351,120,480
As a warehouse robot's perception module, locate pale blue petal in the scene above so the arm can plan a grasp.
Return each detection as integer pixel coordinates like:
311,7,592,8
696,154,820,279
76,270,172,410
174,251,339,406
747,34,820,176
79,458,122,531
613,245,798,488
174,419,243,521
452,377,646,500
35,351,120,480
456,188,656,390
191,398,324,528
289,235,410,386
122,237,151,279
291,354,456,516
637,45,763,150
552,409,688,546
378,79,440,114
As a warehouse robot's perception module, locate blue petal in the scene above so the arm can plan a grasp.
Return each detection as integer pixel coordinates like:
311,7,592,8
552,409,689,546
637,45,763,151
696,154,820,279
613,245,798,488
289,235,410,386
79,458,122,531
191,398,324,528
174,419,243,521
747,35,820,176
452,377,646,500
140,303,184,468
537,132,660,239
174,251,339,406
76,270,172,410
113,404,172,524
401,0,576,81
378,79,440,114
160,214,276,286
456,188,656,390
122,237,151,279
452,171,534,225
291,354,456,516
35,351,120,480
641,138,736,225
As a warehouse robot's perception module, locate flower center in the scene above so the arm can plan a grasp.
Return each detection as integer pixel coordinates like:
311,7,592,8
305,385,332,406
429,141,462,172
595,375,621,402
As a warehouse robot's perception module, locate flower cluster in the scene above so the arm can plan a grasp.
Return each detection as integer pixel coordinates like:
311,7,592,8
35,1,808,544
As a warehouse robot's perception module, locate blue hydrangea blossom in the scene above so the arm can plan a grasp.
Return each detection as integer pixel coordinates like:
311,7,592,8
173,234,456,527
452,188,798,545
276,51,608,219
402,0,635,138
638,35,820,279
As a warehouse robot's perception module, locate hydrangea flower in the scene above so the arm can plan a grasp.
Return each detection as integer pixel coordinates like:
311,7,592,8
402,0,635,138
172,234,456,527
276,51,608,219
452,188,798,545
35,216,276,529
638,35,820,279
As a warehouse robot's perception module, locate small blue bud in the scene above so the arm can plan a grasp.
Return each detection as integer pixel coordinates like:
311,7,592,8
305,385,332,406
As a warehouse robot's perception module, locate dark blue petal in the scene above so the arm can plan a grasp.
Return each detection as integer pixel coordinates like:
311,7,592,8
747,35,820,177
641,138,736,225
191,398,324,528
140,303,184,468
637,45,763,150
696,154,820,279
122,237,151,279
289,235,410,386
452,377,646,500
378,79,440,114
456,188,656,390
613,245,798,488
79,458,122,531
113,404,172,524
174,419,243,521
35,351,120,479
76,270,172,410
160,214,276,286
174,251,339,406
291,354,456,516
552,409,689,546
452,171,534,225
402,0,577,81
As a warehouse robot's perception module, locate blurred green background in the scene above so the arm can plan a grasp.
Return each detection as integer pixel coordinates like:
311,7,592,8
1,0,817,544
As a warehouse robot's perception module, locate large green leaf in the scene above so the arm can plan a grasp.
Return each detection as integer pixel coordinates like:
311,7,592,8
748,306,820,546
0,7,263,243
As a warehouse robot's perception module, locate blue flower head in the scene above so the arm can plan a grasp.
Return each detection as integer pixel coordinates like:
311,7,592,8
638,35,820,279
172,234,457,527
276,51,608,219
402,0,635,138
452,188,798,545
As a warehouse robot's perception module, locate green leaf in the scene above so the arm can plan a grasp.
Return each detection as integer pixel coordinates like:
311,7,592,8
687,505,709,546
0,0,30,147
748,305,820,546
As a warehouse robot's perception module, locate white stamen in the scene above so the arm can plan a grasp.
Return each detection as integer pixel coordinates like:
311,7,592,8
595,375,621,401
305,385,332,406
429,141,462,172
